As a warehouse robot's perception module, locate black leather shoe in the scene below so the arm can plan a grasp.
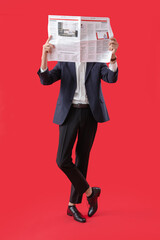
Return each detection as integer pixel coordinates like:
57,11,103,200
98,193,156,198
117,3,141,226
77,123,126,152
67,205,86,223
87,187,101,217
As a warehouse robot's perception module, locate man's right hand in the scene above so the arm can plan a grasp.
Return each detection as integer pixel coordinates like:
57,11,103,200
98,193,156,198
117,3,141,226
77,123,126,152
41,36,55,71
42,35,55,56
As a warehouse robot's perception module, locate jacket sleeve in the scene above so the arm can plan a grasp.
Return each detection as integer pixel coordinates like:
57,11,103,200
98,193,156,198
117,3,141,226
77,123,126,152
37,61,61,85
100,63,118,83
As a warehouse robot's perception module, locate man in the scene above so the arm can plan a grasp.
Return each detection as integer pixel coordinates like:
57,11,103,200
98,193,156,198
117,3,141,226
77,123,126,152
37,35,119,223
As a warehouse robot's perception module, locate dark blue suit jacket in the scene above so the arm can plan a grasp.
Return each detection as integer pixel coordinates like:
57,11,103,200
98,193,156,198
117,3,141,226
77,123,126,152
37,62,118,125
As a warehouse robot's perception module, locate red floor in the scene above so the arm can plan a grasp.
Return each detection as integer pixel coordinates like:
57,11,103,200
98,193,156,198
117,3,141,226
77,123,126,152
1,189,160,240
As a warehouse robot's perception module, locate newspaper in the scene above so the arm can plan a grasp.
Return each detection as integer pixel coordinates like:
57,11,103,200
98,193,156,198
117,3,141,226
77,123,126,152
47,15,114,63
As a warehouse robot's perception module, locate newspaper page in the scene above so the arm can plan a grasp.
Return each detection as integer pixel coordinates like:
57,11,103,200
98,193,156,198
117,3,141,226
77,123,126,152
47,15,114,63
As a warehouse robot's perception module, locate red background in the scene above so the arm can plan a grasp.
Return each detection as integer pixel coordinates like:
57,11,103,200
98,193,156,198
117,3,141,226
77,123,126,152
0,0,160,239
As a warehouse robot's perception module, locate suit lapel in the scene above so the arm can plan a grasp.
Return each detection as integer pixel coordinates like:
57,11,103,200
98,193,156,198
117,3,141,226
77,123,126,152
69,62,77,82
85,62,95,83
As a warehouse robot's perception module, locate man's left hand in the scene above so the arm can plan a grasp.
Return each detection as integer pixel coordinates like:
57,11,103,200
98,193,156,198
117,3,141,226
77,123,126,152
109,37,119,58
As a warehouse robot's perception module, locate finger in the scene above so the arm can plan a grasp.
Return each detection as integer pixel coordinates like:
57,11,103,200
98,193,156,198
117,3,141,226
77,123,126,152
109,46,117,51
45,47,51,53
45,43,50,48
110,37,116,41
48,46,54,53
109,42,116,46
109,43,118,48
109,44,117,49
45,47,50,52
109,43,117,48
109,46,113,51
109,40,116,44
49,43,55,48
45,43,54,49
46,35,52,43
110,39,117,44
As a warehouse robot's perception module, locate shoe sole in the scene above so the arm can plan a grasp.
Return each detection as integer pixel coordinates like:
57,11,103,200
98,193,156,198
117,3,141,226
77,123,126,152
67,211,73,216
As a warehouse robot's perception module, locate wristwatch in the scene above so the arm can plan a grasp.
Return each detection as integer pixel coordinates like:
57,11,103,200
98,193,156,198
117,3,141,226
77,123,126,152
110,55,117,63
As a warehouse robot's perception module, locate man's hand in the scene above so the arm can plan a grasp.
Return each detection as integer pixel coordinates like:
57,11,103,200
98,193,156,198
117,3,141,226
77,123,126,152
41,36,55,71
109,37,119,58
42,35,55,56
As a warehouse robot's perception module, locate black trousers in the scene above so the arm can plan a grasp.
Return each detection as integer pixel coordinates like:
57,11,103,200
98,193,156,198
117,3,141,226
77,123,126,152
56,104,98,204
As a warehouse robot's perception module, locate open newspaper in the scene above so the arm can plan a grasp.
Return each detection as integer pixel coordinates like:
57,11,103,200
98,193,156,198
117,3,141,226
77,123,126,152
47,15,114,63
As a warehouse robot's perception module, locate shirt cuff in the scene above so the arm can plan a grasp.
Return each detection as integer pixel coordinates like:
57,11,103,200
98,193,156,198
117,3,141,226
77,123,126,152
40,67,48,73
109,61,118,72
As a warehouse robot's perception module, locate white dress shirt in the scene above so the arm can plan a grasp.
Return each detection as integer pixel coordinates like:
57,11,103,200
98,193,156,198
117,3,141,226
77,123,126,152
40,61,118,104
